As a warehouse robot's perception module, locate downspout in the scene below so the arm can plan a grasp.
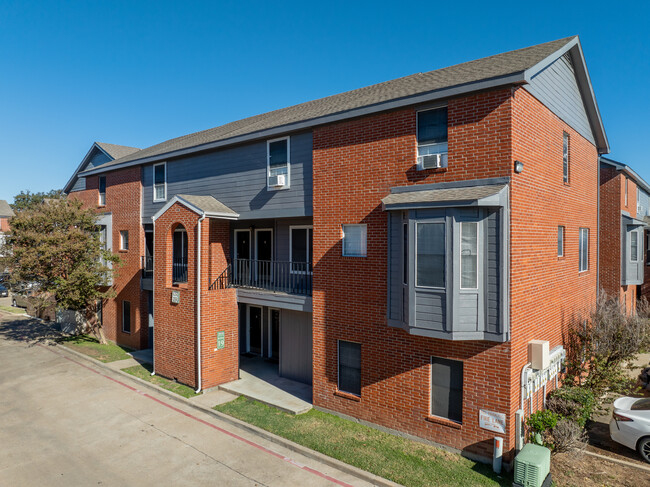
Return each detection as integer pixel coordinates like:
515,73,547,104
151,218,156,377
196,213,206,393
597,156,601,294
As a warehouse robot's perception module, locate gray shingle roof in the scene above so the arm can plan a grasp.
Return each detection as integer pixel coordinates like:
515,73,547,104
176,194,238,218
382,184,507,209
95,142,140,160
88,36,575,172
0,199,15,217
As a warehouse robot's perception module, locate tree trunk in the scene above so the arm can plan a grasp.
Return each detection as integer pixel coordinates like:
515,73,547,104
86,306,107,345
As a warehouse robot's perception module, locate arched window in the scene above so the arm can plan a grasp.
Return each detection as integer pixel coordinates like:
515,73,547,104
172,226,188,283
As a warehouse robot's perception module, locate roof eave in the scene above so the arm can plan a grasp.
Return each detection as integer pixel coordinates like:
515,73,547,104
63,142,114,194
600,157,650,195
79,71,528,177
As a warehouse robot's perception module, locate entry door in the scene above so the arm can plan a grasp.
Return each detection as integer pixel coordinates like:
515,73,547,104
247,306,263,355
255,229,273,286
235,230,251,284
279,310,312,384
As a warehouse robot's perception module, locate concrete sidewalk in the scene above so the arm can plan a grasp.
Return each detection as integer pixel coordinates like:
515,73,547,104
0,311,396,487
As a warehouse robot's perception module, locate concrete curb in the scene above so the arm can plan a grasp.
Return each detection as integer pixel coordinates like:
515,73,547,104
56,344,401,487
582,449,650,473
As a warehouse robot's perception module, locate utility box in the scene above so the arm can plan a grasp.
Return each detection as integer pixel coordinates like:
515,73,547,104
528,340,549,370
513,443,551,487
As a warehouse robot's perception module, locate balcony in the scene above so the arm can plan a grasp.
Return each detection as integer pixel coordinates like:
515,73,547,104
173,258,188,284
211,259,312,296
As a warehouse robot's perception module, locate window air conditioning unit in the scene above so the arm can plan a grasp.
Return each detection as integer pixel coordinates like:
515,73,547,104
417,153,447,170
513,443,551,487
268,174,286,187
638,204,644,215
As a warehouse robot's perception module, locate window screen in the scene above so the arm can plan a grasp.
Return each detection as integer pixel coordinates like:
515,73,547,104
416,222,445,288
417,108,448,144
460,222,478,289
120,230,129,251
154,164,166,201
431,357,463,423
342,224,367,257
558,226,564,257
563,132,569,184
338,341,361,396
579,228,589,272
631,229,638,262
268,139,288,168
98,176,106,205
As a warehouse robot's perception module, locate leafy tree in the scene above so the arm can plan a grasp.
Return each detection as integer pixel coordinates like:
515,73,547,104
1,196,120,343
564,293,650,404
11,189,64,212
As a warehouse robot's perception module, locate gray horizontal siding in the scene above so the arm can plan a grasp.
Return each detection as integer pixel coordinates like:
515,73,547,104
142,132,312,221
525,52,595,144
414,292,446,332
486,210,500,334
638,189,650,219
70,148,112,192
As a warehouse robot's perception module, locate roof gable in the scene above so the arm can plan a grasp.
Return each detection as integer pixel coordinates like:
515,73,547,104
0,199,15,218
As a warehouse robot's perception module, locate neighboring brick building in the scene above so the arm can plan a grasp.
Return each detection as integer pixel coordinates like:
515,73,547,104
599,157,650,310
0,199,15,261
64,36,610,463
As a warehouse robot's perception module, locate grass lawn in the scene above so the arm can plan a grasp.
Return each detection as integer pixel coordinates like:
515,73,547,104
0,305,26,315
58,334,133,363
215,397,509,487
122,363,200,399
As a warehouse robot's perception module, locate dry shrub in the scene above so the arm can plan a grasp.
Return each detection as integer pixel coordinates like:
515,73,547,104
551,419,587,454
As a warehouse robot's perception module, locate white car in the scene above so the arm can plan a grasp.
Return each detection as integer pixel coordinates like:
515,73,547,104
609,396,650,463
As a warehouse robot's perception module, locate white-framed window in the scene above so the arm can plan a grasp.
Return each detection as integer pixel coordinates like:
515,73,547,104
563,132,570,184
98,175,106,206
460,222,478,289
289,225,312,273
417,107,448,170
153,162,167,202
119,230,129,251
338,340,361,396
122,300,131,334
558,226,564,257
342,224,367,257
415,222,445,288
579,228,589,272
267,137,290,190
631,228,639,262
431,356,463,423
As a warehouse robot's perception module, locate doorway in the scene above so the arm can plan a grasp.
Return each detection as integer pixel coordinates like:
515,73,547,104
235,229,251,284
246,305,263,355
255,229,273,287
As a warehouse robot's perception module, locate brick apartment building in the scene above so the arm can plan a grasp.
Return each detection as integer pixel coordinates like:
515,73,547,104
64,36,609,462
599,157,650,309
0,199,15,260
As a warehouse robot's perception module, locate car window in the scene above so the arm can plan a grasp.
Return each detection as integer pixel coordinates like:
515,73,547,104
631,398,650,411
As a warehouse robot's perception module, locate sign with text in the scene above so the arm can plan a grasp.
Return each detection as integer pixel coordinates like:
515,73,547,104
171,290,180,304
479,409,506,434
216,331,225,350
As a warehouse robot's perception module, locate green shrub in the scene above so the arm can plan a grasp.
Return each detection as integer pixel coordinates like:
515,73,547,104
546,387,595,427
527,410,560,447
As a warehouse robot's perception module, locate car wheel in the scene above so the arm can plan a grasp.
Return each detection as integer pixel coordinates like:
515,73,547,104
638,437,650,464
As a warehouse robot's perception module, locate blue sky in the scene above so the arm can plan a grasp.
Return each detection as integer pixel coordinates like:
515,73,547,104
0,0,648,203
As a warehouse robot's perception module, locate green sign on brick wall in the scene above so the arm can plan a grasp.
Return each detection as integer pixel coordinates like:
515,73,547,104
216,331,225,350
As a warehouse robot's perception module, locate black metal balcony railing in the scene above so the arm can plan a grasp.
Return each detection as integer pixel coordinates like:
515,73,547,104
142,255,154,278
173,258,188,283
210,259,312,296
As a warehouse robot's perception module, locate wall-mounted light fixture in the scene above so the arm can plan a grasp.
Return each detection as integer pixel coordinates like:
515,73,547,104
514,160,524,174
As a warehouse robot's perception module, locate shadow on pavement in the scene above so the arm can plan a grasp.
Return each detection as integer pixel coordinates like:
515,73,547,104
0,312,62,346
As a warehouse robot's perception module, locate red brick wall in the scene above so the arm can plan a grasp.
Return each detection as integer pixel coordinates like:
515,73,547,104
312,89,514,459
600,166,622,299
200,218,239,389
509,88,598,430
69,169,149,349
0,217,10,232
153,202,199,387
312,87,598,460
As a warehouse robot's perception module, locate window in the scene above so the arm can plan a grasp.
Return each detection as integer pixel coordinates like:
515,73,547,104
562,132,570,184
122,301,131,333
460,222,478,289
417,107,448,168
153,163,166,202
631,228,638,262
290,226,312,273
558,226,564,257
579,228,589,272
98,176,106,206
172,227,188,283
625,177,629,207
431,357,463,423
342,224,367,257
338,341,361,396
416,222,445,288
267,137,290,189
119,230,129,251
